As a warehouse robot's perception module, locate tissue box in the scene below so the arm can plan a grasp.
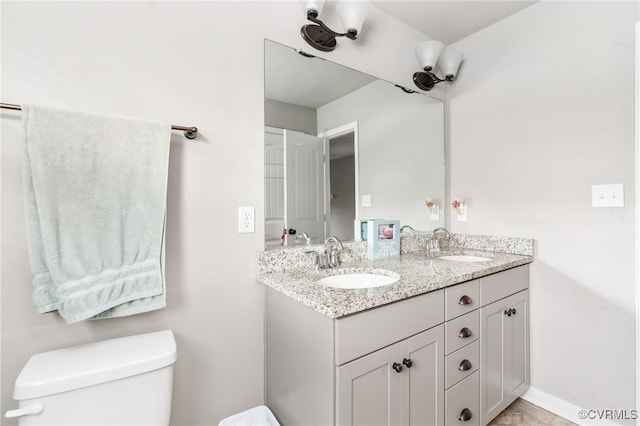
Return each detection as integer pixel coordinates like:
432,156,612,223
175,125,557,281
365,219,400,259
354,219,376,241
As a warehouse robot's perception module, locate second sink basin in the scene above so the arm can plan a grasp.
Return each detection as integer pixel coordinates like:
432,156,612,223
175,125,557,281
439,255,492,262
317,271,399,289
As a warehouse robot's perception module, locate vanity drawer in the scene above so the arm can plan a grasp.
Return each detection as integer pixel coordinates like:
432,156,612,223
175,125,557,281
480,265,529,306
445,280,480,321
445,340,479,389
445,371,480,426
335,290,444,365
445,310,479,355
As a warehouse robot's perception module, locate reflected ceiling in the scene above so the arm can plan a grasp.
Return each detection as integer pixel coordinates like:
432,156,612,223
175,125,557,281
264,42,375,109
372,1,538,45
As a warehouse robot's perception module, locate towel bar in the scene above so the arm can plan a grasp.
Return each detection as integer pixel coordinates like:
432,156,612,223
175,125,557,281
0,102,198,140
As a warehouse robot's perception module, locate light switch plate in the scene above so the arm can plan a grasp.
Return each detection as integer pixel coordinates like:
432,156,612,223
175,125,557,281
430,205,440,220
361,195,372,207
592,184,624,207
456,205,468,221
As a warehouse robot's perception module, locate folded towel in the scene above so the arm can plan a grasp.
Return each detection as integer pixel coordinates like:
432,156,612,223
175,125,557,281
22,105,171,324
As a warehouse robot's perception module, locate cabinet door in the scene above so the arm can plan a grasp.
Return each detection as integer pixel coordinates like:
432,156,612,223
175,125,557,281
507,291,529,398
480,299,508,424
404,325,444,426
336,342,404,426
480,290,530,426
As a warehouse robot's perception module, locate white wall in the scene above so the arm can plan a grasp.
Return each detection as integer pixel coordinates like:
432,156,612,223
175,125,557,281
0,2,429,424
265,98,317,134
448,0,639,417
318,79,445,230
330,154,356,240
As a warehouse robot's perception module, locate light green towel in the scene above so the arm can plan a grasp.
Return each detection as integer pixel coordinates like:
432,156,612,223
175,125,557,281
22,105,171,324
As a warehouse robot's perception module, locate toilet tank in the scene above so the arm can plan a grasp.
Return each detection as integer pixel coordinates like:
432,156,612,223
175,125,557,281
6,330,177,426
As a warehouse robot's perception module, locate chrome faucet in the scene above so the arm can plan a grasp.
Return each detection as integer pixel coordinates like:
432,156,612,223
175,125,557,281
324,236,344,250
324,236,344,268
295,232,311,245
304,236,345,270
400,225,415,234
425,227,452,258
432,227,452,243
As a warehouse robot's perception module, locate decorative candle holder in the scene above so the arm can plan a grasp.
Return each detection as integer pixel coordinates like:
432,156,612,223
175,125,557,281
452,195,467,221
451,196,464,214
425,196,439,220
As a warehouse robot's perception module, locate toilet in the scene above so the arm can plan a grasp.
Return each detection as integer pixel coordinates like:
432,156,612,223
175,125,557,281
5,330,177,426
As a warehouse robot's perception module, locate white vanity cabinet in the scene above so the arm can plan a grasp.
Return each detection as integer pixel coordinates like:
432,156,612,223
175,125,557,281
479,266,530,425
265,264,530,426
266,287,444,426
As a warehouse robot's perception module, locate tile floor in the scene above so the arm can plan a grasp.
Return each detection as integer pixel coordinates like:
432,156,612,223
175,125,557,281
488,398,576,425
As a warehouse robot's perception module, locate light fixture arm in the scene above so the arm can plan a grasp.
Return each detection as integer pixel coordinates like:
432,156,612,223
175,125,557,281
306,11,357,40
412,70,456,91
428,71,445,84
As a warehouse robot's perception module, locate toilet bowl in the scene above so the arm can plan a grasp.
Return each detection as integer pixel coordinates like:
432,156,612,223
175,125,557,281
5,330,177,426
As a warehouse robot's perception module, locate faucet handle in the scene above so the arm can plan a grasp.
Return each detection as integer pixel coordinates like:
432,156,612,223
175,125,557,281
304,251,320,270
328,248,341,268
296,232,311,245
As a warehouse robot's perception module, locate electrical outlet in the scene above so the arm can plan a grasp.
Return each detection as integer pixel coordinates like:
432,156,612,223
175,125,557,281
238,206,255,233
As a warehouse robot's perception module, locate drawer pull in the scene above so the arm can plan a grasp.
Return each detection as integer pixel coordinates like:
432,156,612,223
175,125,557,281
458,295,473,305
458,408,473,422
458,327,472,338
392,362,403,373
458,359,472,371
403,358,413,368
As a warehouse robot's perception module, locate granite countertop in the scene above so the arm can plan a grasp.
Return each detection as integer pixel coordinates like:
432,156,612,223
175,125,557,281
258,248,533,319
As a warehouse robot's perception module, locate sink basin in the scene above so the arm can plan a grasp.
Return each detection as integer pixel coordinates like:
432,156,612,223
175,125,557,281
439,255,492,262
317,272,399,289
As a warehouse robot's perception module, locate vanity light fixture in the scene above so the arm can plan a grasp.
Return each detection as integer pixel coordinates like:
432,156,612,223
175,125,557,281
413,40,464,91
299,0,369,52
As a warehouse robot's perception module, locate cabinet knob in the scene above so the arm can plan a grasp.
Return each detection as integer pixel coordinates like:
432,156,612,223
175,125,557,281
392,362,403,373
511,308,517,315
458,359,472,371
458,327,472,338
458,408,473,422
458,295,473,305
504,309,512,317
403,358,413,368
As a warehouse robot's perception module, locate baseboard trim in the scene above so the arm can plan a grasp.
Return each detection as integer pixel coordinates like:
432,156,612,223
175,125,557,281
521,387,621,426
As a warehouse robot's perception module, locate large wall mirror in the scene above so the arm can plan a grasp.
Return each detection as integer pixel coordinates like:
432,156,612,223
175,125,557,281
264,39,445,249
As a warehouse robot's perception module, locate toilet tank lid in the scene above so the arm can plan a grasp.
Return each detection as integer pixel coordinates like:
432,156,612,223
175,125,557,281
13,330,177,400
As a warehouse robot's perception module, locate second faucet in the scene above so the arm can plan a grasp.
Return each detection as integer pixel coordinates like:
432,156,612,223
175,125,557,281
306,236,344,270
